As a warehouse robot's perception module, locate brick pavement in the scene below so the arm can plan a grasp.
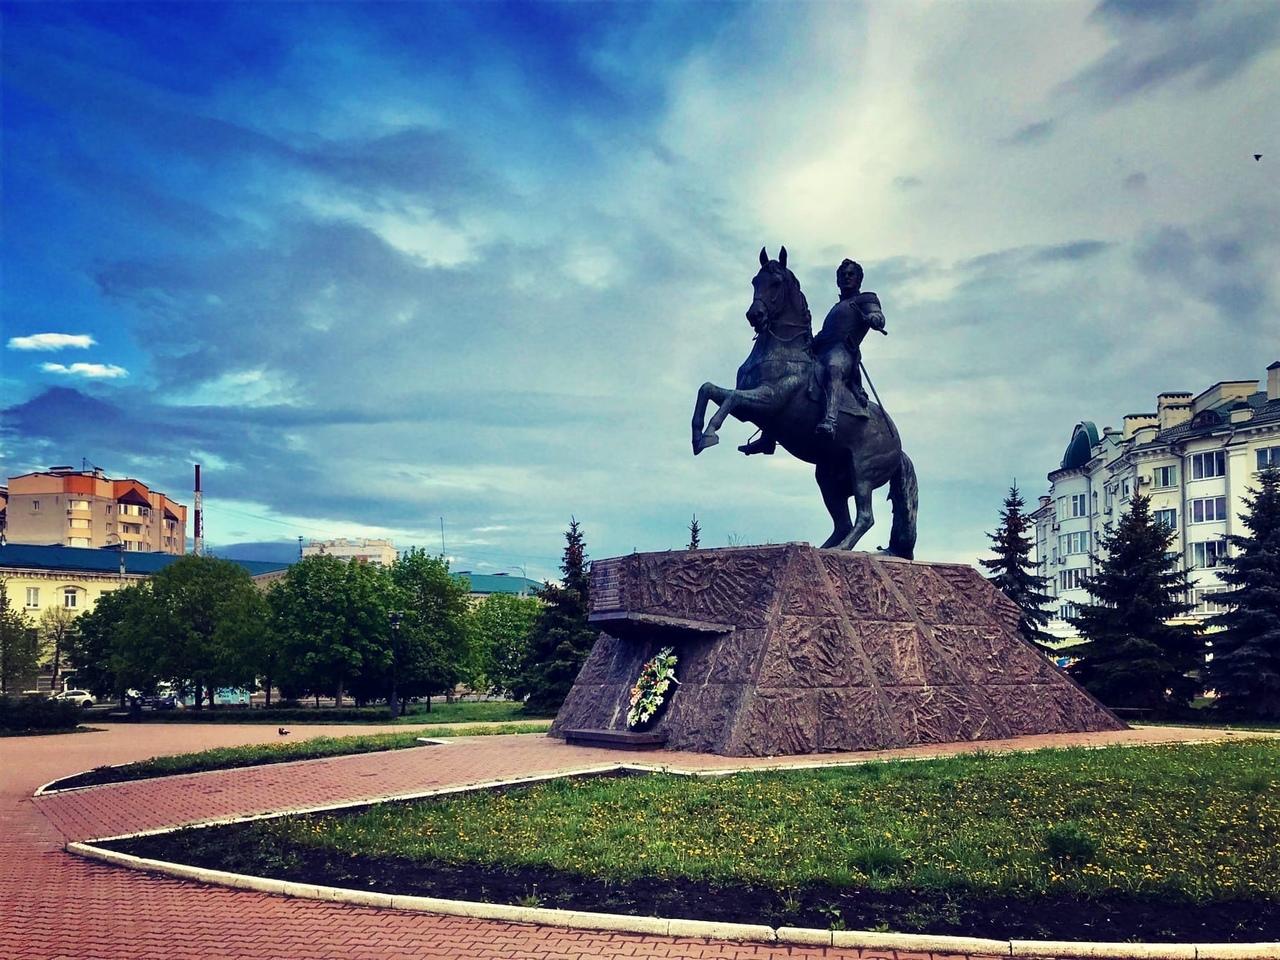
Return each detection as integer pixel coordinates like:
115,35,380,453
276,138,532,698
1,721,1267,960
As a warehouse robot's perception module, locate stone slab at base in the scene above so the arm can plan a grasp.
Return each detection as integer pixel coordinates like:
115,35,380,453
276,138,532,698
551,544,1125,757
563,729,669,750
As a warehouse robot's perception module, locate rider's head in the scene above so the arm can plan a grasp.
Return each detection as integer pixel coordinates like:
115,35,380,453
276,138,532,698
837,259,863,294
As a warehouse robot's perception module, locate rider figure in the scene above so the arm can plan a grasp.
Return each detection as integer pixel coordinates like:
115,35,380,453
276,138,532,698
813,259,885,438
739,258,885,455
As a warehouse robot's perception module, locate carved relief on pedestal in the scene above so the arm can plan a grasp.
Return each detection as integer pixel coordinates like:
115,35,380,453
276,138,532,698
555,545,1126,756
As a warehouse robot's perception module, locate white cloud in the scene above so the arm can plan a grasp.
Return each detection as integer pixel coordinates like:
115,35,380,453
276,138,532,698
8,332,96,351
40,362,128,379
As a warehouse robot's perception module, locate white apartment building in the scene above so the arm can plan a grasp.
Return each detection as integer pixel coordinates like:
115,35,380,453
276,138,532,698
301,537,397,566
1033,361,1280,642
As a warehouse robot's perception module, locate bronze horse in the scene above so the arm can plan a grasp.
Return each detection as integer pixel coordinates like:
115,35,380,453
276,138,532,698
691,247,918,558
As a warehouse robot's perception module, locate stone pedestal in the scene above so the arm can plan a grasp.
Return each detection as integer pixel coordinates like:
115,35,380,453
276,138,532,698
550,544,1124,757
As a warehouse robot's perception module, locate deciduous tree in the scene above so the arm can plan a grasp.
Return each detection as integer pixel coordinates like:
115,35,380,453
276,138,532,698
0,581,38,695
467,592,540,697
390,549,470,712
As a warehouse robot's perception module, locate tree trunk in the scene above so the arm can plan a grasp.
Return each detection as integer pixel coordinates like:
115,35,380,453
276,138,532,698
264,676,273,709
425,694,432,713
193,680,203,711
335,679,344,708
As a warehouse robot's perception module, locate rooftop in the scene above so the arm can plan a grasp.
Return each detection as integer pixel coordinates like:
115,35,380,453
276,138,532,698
0,543,290,579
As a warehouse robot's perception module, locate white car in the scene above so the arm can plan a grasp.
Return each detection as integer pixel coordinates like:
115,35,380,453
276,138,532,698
52,689,96,708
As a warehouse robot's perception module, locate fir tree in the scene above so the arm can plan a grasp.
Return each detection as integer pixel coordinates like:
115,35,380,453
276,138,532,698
1205,469,1280,718
1070,493,1203,713
688,515,701,550
979,484,1054,649
517,518,595,714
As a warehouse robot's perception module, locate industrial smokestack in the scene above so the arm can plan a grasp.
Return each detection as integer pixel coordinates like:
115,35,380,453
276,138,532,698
194,463,203,557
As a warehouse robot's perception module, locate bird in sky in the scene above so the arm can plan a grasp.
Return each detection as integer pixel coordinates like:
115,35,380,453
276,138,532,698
1255,154,1263,161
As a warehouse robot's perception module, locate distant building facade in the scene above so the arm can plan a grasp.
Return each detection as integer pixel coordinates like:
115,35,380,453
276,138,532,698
302,538,397,566
1034,361,1280,642
4,466,187,555
0,543,289,620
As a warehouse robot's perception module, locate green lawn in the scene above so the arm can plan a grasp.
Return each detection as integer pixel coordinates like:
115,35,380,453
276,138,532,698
132,700,546,725
258,740,1280,902
49,722,550,790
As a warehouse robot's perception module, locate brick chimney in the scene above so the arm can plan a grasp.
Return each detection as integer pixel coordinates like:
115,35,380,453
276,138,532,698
1269,361,1280,401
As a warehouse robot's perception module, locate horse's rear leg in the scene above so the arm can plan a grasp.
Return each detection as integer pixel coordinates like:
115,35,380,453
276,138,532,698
816,460,853,548
835,477,876,551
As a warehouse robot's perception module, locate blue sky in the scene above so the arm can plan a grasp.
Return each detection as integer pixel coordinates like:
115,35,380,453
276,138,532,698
2,0,1277,579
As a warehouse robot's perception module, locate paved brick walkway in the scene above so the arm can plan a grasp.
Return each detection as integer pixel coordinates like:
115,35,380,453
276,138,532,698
0,722,1265,959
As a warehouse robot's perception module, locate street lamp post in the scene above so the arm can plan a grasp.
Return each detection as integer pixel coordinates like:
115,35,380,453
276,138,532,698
388,611,403,719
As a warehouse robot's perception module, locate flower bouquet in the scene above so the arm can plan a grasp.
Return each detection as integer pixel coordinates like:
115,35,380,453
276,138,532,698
626,646,679,730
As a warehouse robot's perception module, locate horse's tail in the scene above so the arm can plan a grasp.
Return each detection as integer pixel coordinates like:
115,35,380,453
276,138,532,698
887,451,918,560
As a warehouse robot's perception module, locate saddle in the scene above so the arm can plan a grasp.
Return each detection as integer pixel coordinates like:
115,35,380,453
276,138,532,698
807,363,870,418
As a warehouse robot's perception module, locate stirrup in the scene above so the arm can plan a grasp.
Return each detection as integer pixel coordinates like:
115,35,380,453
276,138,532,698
738,435,777,456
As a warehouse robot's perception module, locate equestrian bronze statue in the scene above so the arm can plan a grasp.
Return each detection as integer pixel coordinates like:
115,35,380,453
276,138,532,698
691,247,918,558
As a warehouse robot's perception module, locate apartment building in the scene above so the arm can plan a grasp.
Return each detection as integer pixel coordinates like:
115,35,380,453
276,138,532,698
1033,361,1280,642
301,538,398,565
4,466,188,554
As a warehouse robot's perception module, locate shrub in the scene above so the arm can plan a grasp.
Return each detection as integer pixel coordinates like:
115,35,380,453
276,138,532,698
0,696,83,732
1043,822,1097,863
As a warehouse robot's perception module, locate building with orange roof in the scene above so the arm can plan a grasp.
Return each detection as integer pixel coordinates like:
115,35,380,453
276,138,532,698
4,465,187,554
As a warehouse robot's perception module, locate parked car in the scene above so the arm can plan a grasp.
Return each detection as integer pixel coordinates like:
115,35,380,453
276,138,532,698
51,689,95,709
142,693,181,711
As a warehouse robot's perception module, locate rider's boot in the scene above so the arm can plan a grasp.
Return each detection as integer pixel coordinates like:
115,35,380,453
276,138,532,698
738,434,777,456
816,389,839,437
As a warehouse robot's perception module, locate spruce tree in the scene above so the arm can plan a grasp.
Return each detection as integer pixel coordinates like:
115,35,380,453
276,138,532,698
688,515,701,550
1070,493,1203,713
517,518,596,714
979,484,1054,649
1205,469,1280,718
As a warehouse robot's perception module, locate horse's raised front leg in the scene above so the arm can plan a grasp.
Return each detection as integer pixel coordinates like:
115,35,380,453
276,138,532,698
693,381,731,455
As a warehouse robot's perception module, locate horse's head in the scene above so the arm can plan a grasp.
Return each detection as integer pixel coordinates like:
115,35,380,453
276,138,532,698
747,246,811,342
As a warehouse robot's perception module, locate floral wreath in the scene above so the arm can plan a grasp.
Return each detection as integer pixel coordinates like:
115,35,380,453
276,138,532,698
627,646,679,729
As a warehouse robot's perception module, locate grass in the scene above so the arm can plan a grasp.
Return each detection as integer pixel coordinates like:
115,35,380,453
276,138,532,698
132,700,547,725
0,725,101,738
48,722,550,789
254,740,1280,903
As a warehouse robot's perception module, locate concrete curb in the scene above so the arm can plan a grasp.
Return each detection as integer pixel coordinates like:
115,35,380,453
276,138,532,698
66,840,1280,959
54,730,1280,960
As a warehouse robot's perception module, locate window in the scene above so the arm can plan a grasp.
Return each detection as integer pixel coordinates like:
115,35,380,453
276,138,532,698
1191,540,1228,568
68,499,90,511
1189,497,1228,523
32,500,40,511
1056,496,1067,521
1059,568,1086,590
63,587,78,609
68,517,90,530
1258,446,1280,471
1059,531,1090,555
1154,508,1178,530
1190,588,1231,615
1070,494,1087,518
24,587,39,608
1058,603,1080,621
1190,450,1226,479
121,523,142,535
1122,480,1131,496
67,537,91,548
1153,466,1177,488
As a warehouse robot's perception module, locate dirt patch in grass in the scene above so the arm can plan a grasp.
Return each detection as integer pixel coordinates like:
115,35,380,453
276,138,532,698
107,820,1279,942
